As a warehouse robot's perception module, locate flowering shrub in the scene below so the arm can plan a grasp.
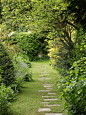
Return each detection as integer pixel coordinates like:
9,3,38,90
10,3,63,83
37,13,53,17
13,54,32,82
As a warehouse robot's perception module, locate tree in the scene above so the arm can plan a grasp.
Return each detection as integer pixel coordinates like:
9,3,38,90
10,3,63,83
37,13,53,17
0,0,2,19
64,0,86,32
1,0,32,32
30,0,76,49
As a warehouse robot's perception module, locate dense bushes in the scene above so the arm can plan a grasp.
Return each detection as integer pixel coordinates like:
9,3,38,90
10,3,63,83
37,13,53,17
6,45,32,90
48,38,70,76
8,32,49,61
0,84,14,115
0,42,15,86
0,41,32,114
13,54,32,82
0,67,14,115
48,29,86,114
59,57,86,115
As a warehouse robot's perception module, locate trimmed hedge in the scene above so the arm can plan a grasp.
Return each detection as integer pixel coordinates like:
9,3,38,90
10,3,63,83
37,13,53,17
0,42,15,86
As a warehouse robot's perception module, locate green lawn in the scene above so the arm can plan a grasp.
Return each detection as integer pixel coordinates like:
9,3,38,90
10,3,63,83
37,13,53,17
9,61,67,115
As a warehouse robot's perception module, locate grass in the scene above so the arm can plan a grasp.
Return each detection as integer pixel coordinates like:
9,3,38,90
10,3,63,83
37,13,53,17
9,61,67,115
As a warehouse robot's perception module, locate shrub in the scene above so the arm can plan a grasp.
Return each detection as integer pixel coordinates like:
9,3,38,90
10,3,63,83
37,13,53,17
59,57,86,115
13,54,32,82
0,67,3,85
0,42,15,86
0,84,14,115
11,76,24,92
11,54,32,91
48,39,70,76
21,54,31,68
8,32,48,61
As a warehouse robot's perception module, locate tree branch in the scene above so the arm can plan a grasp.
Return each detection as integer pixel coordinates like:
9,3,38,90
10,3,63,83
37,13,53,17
66,20,78,30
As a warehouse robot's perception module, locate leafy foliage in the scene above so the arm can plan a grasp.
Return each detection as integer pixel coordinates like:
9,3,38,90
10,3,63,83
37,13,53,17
0,0,86,114
0,84,14,115
1,0,32,31
48,38,71,76
8,32,48,61
0,67,3,85
58,57,86,115
0,42,15,86
64,0,86,31
13,54,32,82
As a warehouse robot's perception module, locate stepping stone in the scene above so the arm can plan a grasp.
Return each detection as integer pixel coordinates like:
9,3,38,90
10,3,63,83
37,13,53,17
40,102,49,104
46,88,53,90
39,77,51,81
43,84,53,86
44,85,52,88
38,108,51,112
48,93,56,95
38,90,50,92
39,75,44,76
44,74,49,75
44,98,58,101
43,72,48,73
42,96,56,98
44,104,61,107
45,113,62,115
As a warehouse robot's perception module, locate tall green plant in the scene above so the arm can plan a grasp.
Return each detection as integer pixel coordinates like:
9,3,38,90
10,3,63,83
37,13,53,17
0,42,15,86
0,84,14,115
59,57,86,115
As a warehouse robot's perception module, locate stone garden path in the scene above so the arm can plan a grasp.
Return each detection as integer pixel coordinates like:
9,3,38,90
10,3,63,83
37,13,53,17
37,65,63,115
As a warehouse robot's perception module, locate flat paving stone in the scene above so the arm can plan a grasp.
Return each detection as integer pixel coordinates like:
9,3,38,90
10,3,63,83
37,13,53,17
44,98,58,101
44,74,49,75
45,113,62,115
44,104,61,107
42,72,48,73
42,96,56,98
40,102,49,104
38,90,50,92
46,88,53,90
39,77,51,80
38,108,51,112
39,75,44,76
44,86,52,88
48,93,56,95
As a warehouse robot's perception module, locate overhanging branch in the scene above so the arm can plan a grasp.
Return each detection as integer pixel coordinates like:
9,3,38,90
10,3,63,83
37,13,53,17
66,20,78,30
